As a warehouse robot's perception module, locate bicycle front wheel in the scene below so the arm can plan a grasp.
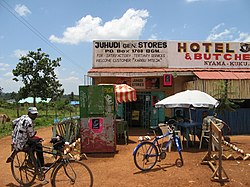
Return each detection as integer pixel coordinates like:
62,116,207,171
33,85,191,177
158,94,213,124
11,150,37,186
133,141,158,171
51,159,93,187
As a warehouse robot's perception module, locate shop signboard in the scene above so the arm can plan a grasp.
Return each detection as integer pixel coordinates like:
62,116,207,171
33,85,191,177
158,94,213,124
92,40,250,69
131,78,145,89
168,41,250,68
93,40,168,68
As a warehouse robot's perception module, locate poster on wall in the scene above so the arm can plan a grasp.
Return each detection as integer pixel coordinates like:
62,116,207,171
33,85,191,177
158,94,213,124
131,78,145,89
88,118,103,133
145,78,160,89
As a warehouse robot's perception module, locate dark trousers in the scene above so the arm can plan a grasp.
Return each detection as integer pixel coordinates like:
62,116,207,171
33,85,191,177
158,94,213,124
27,139,45,167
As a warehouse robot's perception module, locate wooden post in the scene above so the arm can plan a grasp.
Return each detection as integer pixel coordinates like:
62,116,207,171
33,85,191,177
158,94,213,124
201,121,229,183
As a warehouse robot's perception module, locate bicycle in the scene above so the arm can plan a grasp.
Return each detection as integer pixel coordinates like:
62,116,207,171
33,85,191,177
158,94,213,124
133,119,184,171
8,135,93,186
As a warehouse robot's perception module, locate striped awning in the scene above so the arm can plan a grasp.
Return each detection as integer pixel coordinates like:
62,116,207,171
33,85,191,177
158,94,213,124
115,84,137,103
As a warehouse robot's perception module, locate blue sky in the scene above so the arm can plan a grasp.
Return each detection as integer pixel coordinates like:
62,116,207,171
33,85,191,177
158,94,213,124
0,0,249,94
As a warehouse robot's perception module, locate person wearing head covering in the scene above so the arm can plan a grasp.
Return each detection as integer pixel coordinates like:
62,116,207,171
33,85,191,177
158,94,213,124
10,107,45,167
202,111,223,131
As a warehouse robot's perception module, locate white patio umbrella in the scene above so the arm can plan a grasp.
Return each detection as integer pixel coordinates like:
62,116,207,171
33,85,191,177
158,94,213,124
155,90,219,109
155,90,219,120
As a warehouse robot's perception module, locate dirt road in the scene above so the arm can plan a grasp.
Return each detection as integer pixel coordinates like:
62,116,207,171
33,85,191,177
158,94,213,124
1,127,250,187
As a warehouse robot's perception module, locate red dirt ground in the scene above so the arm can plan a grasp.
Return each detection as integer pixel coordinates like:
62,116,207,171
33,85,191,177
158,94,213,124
1,127,250,187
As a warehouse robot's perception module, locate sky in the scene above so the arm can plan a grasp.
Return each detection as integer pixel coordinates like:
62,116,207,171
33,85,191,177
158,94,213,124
0,0,249,95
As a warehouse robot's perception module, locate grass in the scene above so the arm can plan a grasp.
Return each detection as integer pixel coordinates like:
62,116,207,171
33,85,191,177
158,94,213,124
0,106,79,138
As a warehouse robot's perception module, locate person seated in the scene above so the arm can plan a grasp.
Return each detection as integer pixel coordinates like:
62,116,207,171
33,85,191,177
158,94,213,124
7,107,47,169
173,110,185,122
201,111,231,137
202,111,222,131
172,110,192,143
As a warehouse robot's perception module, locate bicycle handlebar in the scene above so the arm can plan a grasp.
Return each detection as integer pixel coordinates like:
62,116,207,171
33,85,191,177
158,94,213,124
50,135,65,151
166,119,178,131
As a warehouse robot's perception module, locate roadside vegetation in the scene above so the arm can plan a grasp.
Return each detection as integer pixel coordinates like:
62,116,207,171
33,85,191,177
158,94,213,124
0,48,80,138
0,99,80,138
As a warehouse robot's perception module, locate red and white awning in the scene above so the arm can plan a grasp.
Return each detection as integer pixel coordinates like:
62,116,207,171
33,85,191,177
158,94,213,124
115,84,137,103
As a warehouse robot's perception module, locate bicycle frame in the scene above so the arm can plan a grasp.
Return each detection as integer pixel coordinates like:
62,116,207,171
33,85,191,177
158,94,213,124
152,131,173,154
10,136,94,187
133,130,181,156
133,124,184,171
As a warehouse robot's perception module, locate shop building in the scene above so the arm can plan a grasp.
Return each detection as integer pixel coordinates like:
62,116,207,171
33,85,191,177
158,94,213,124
88,40,250,134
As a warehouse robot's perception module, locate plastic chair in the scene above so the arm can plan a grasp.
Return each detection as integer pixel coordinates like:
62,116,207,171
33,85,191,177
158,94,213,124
199,129,213,150
199,122,224,151
158,123,183,152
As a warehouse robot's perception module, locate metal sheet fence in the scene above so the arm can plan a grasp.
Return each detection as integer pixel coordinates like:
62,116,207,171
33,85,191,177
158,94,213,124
192,108,250,135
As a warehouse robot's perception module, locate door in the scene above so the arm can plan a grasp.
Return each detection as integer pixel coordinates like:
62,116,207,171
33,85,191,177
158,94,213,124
151,92,165,127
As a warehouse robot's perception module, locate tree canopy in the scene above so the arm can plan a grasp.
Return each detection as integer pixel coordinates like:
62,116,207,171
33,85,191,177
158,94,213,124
214,80,243,115
12,48,64,106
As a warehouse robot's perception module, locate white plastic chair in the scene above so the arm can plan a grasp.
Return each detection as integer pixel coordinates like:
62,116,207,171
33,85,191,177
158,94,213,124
199,129,213,150
158,123,183,152
199,122,224,151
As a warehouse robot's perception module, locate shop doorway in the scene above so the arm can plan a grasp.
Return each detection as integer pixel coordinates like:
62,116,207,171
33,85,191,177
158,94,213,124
120,92,165,129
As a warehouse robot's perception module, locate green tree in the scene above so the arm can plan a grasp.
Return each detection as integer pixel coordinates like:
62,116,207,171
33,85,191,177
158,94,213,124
12,48,64,106
214,80,243,115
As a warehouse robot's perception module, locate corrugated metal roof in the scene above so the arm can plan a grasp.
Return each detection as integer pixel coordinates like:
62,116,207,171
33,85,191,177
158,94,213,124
88,68,195,77
194,71,250,80
88,68,250,73
88,67,250,79
234,72,250,79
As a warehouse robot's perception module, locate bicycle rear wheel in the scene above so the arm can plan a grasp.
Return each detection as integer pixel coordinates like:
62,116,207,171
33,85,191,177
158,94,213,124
11,150,37,186
51,159,93,187
133,141,158,171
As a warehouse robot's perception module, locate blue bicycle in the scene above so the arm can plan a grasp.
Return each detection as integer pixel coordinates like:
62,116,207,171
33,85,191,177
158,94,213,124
133,119,184,171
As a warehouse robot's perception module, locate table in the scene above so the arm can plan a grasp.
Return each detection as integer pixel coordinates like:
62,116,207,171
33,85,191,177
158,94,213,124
176,122,202,148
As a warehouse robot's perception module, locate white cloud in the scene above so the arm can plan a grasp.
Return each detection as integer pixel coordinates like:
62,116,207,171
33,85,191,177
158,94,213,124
206,23,250,42
235,32,250,42
62,76,80,81
148,34,157,40
49,8,149,44
59,76,81,94
185,0,203,3
0,78,23,93
0,63,10,71
15,4,31,17
186,0,227,3
69,71,79,76
13,49,28,58
183,24,188,29
3,72,13,77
